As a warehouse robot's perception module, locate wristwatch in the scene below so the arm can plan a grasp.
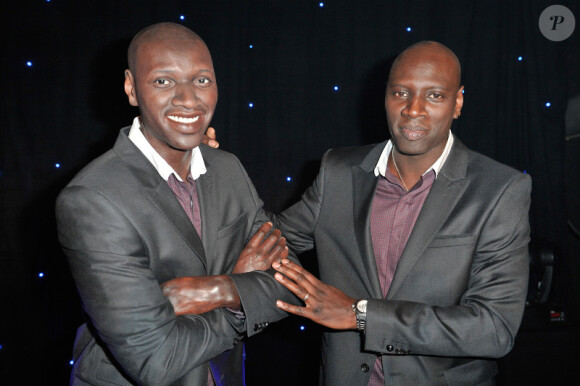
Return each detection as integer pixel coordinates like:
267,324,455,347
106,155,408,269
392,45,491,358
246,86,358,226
352,299,368,331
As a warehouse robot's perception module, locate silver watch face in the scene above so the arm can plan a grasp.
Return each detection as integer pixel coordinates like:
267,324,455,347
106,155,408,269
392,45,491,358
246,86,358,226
356,299,368,313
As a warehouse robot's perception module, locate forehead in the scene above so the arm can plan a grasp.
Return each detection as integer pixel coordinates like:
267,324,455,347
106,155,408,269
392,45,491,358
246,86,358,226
135,37,213,73
388,47,459,89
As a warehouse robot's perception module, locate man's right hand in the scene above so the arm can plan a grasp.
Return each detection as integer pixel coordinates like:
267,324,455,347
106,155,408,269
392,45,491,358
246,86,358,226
233,222,288,274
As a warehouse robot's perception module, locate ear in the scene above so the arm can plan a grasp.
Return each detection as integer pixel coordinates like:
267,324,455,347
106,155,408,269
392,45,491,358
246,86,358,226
454,86,464,118
124,70,139,107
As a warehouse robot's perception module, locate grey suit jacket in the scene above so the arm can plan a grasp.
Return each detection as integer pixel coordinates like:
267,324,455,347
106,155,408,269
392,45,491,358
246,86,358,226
276,137,531,386
56,127,296,386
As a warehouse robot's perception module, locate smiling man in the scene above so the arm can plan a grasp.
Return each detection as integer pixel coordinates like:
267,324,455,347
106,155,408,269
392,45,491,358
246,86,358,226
56,23,297,386
271,41,531,385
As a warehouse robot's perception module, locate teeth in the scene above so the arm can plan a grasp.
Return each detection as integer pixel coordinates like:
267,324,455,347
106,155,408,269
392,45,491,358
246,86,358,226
168,115,200,123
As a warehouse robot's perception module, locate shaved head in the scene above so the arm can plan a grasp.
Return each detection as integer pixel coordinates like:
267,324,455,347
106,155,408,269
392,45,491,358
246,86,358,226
127,22,204,75
389,41,461,89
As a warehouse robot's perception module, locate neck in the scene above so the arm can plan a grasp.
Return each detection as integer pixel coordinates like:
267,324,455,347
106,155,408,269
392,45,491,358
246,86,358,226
162,150,193,181
389,148,440,190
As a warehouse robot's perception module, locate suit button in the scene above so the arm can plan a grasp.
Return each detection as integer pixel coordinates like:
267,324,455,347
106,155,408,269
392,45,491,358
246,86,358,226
254,324,259,332
386,345,394,352
395,348,403,355
361,363,370,372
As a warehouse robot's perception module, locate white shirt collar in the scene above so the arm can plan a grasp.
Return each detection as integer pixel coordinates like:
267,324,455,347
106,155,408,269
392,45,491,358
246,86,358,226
374,131,454,178
127,117,207,181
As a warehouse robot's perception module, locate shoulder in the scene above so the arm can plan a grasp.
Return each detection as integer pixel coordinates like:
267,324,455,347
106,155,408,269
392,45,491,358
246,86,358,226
466,148,529,185
323,142,385,170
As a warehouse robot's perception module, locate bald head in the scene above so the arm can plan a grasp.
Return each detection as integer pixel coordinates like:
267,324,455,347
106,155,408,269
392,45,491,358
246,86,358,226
389,41,461,89
127,22,204,75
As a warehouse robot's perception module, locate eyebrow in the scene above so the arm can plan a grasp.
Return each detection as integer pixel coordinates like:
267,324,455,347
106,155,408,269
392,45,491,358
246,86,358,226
150,68,214,75
388,83,451,91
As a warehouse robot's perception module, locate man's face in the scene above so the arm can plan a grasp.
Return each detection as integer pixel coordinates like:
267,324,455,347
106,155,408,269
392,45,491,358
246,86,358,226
124,36,218,158
385,47,463,161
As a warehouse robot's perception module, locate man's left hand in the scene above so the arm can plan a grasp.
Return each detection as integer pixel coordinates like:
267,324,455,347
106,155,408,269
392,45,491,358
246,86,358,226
273,259,357,330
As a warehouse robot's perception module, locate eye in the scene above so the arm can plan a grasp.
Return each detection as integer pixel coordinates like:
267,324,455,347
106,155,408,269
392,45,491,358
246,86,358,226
428,92,444,101
154,78,171,87
392,91,408,98
196,77,213,87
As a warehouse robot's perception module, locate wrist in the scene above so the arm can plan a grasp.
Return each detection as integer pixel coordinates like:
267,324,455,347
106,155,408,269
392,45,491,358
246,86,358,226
218,275,241,309
352,299,367,331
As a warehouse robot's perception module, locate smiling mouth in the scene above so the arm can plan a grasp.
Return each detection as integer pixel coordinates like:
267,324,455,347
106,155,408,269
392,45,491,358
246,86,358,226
168,115,200,124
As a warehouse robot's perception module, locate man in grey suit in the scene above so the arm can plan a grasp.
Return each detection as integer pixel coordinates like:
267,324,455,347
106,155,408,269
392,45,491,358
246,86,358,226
56,23,297,386
271,41,531,385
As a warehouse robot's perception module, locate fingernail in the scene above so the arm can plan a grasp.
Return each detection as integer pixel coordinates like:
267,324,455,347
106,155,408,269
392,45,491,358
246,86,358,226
281,258,290,264
274,272,282,280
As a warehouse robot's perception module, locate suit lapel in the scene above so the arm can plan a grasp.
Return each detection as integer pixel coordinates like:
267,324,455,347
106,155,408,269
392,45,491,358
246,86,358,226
114,128,207,269
192,152,216,270
353,143,386,299
387,138,470,298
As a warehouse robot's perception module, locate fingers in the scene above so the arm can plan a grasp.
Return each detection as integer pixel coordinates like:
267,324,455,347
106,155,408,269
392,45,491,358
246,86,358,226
273,259,317,288
276,300,307,317
274,271,309,300
205,127,219,148
246,222,273,248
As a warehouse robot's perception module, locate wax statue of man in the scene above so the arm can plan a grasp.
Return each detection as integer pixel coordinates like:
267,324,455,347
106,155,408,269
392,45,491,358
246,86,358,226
56,22,298,386
270,41,531,385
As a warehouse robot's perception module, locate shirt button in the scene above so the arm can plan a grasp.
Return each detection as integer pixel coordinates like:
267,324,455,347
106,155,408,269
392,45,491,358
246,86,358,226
361,363,370,372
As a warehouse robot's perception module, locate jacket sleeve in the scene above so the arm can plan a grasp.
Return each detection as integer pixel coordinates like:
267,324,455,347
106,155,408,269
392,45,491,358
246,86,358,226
56,185,241,386
226,155,302,337
364,173,531,358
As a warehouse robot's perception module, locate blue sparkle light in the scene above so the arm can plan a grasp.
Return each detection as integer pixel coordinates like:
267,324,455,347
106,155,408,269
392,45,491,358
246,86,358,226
248,102,254,108
319,2,324,7
406,27,412,32
300,325,305,331
55,163,61,168
286,176,292,182
545,102,551,107
69,360,74,365
38,272,44,278
517,56,523,61
333,85,339,91
179,15,185,20
523,170,527,174
0,344,3,350
249,44,254,49
26,61,33,67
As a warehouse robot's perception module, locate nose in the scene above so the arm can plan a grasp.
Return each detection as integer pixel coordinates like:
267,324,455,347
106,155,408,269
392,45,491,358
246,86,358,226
402,95,426,118
171,84,197,109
